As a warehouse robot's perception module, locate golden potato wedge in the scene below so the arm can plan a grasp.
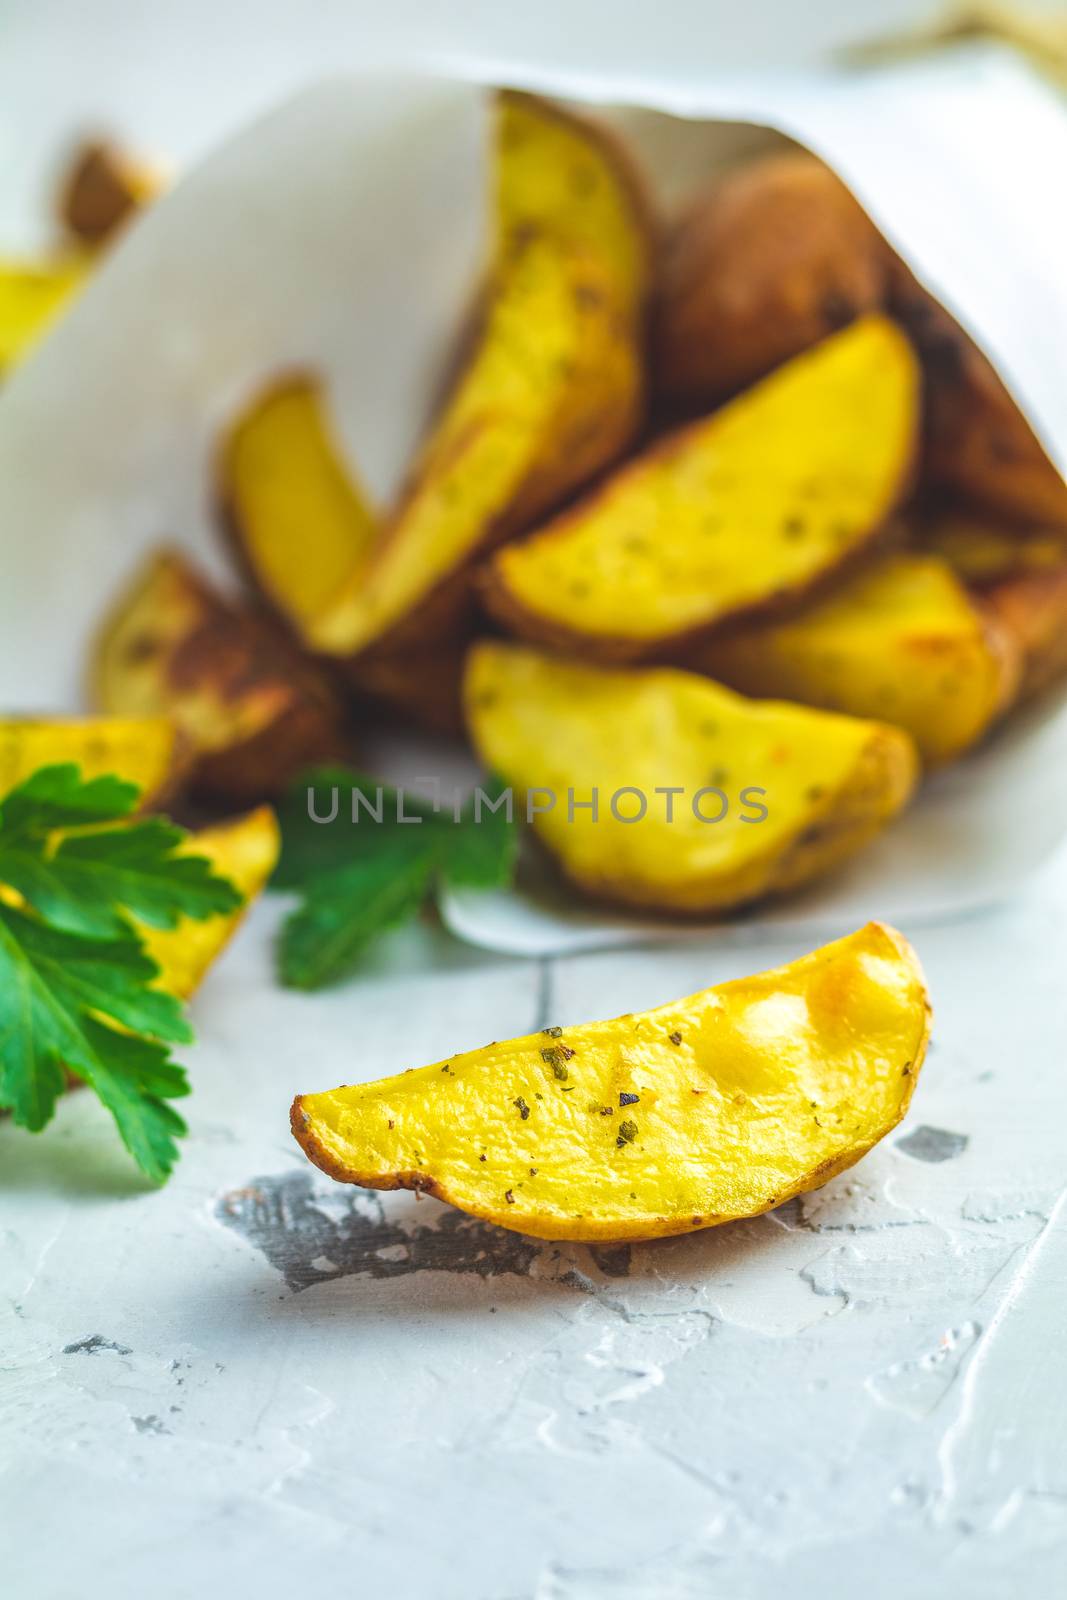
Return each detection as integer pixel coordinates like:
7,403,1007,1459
464,642,917,914
891,266,1067,529
690,552,1019,766
483,316,919,660
219,375,378,639
912,506,1067,586
0,716,179,806
980,561,1067,703
0,256,86,374
269,94,651,671
292,921,931,1242
92,550,344,802
655,152,890,405
142,806,279,999
58,139,162,247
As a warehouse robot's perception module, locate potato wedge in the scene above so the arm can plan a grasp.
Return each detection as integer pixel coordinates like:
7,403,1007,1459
690,552,1019,766
0,257,85,374
980,562,1067,703
913,506,1067,586
0,716,179,805
292,921,931,1242
464,642,917,914
92,550,344,802
483,316,919,659
892,266,1067,528
219,375,378,639
142,806,279,998
284,93,650,669
655,152,890,405
58,139,162,247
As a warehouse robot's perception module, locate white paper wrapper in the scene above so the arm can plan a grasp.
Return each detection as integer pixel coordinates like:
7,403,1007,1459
2,43,1066,957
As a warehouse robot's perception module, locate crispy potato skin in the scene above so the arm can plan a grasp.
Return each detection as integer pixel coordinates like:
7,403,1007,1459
690,552,1021,766
891,265,1067,529
0,716,181,807
291,922,932,1242
980,561,1067,703
913,506,1067,585
463,641,917,915
654,153,890,405
58,140,161,247
92,550,345,803
482,316,920,660
141,807,279,999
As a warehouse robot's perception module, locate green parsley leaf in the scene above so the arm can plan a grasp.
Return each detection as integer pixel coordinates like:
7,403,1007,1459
0,763,242,939
0,762,246,1183
272,767,518,989
0,903,190,1180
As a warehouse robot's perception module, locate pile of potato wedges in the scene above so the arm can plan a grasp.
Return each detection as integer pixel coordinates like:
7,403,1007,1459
85,92,1067,919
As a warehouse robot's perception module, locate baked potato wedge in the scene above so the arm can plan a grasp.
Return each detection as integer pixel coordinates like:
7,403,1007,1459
142,806,279,999
58,139,162,247
892,266,1067,528
0,256,85,374
92,550,344,802
292,921,931,1242
295,93,650,665
0,716,179,806
913,506,1067,586
690,552,1019,766
655,152,890,405
483,315,919,659
980,561,1067,703
219,374,378,639
464,642,918,914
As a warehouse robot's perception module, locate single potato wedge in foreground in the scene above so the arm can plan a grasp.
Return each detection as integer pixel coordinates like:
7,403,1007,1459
483,315,919,660
690,552,1019,766
93,550,344,802
0,715,180,805
142,806,279,998
655,152,890,406
464,642,917,914
292,922,931,1242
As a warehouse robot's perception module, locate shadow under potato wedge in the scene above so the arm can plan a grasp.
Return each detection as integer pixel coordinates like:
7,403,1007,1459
688,551,1020,766
463,641,918,915
0,715,180,806
482,315,920,660
291,921,931,1243
91,549,345,803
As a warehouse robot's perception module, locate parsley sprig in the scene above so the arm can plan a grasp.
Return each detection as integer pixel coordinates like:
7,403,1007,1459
0,764,242,1182
272,767,518,989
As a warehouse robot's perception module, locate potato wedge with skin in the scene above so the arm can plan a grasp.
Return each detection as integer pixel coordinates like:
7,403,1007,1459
892,266,1067,529
913,506,1067,586
690,552,1019,766
219,375,378,640
0,257,86,374
292,922,931,1242
483,316,920,660
92,550,344,802
980,562,1067,703
0,716,179,806
301,93,650,665
655,152,890,405
58,139,162,248
142,807,279,999
464,642,918,915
